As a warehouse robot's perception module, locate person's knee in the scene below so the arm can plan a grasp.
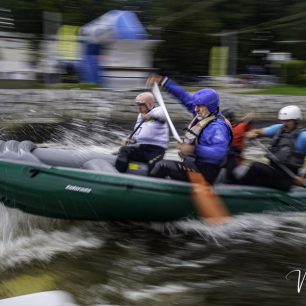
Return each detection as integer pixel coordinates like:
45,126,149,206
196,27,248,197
149,160,171,177
149,160,164,174
115,147,132,172
115,158,128,172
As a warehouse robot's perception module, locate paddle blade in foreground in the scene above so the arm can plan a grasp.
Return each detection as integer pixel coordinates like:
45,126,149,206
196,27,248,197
188,172,230,225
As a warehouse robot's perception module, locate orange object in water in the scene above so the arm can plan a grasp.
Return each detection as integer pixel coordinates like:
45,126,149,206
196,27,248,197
188,172,230,226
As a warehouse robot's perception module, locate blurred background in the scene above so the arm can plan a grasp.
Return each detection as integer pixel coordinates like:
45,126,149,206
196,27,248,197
1,1,306,306
1,0,306,91
0,0,306,132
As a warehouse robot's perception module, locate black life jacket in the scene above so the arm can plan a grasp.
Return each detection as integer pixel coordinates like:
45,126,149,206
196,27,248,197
269,126,306,171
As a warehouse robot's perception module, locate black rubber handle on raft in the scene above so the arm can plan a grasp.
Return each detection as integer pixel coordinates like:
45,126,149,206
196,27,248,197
28,168,40,178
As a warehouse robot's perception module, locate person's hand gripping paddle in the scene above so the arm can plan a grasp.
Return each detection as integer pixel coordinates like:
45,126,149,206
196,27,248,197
152,83,230,225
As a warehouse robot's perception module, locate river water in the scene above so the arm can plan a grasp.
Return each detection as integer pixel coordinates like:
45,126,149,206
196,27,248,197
1,119,306,305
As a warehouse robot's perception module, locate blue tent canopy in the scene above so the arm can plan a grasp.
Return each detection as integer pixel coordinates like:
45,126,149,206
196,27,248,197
78,10,148,85
80,10,147,42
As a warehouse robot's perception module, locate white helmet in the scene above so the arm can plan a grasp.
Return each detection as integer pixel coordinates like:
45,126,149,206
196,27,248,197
278,105,302,120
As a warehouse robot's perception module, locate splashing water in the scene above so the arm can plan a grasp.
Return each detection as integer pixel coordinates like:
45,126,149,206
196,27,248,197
1,119,306,305
0,204,102,271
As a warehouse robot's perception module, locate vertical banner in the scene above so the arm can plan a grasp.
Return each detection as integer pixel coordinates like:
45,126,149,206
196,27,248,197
57,25,80,61
209,46,228,77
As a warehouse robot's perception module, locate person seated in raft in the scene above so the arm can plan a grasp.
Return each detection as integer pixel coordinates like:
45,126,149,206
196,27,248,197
115,92,169,173
236,105,306,191
146,74,233,184
221,109,254,182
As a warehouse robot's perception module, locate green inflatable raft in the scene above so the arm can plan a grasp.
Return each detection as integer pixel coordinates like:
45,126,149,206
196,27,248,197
0,140,305,222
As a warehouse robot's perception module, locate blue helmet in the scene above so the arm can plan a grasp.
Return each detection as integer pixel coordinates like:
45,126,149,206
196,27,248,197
193,88,219,113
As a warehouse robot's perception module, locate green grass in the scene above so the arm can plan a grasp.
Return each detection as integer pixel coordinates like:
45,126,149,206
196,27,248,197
55,83,305,95
236,85,306,96
186,84,306,96
39,83,101,90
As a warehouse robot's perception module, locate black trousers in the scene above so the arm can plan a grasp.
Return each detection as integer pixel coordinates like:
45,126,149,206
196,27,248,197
225,152,240,182
115,144,165,173
238,161,294,191
149,159,221,185
224,146,243,183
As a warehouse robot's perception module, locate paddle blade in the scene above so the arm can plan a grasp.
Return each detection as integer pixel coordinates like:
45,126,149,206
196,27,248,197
188,172,230,226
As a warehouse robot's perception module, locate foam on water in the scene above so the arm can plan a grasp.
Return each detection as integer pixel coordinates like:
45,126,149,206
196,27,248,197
0,204,103,271
148,212,306,248
123,284,190,302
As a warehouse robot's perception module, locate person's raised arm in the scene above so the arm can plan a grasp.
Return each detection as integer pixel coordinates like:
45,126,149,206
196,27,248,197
147,74,195,114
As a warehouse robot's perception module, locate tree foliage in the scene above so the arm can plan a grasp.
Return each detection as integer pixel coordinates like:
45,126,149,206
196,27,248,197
3,0,306,75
